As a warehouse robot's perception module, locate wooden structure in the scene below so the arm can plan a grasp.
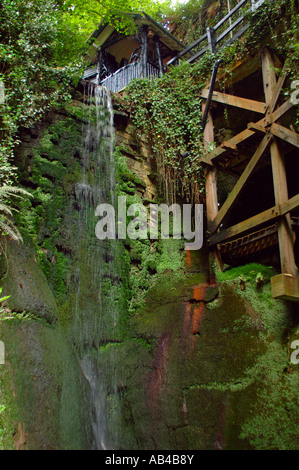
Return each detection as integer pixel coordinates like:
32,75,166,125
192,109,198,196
166,0,266,66
165,0,299,301
200,48,299,302
83,13,185,92
82,2,299,301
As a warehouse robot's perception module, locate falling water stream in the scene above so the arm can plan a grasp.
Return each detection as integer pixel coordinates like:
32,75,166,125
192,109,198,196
69,83,119,450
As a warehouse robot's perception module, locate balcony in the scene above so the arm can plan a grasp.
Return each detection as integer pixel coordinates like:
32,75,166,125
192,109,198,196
83,61,161,93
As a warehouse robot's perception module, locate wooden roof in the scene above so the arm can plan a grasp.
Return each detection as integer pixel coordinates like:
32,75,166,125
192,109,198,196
85,12,186,64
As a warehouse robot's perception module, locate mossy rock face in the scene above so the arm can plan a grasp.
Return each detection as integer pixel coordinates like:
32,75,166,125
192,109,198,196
1,88,298,451
120,282,262,450
0,240,59,324
0,318,91,450
107,271,298,450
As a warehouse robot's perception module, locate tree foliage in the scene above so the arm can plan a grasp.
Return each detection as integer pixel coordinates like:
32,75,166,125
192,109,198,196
59,0,174,41
0,0,175,161
0,0,175,237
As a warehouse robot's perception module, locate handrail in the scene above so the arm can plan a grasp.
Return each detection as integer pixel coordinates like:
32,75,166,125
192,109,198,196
165,0,265,67
213,0,248,32
166,32,208,66
201,58,223,131
98,61,160,93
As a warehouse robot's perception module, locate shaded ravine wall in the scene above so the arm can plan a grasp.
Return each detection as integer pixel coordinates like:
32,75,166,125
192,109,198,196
0,87,298,450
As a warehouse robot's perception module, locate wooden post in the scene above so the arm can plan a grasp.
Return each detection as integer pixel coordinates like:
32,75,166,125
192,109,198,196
202,102,223,271
261,48,297,276
141,26,148,78
154,35,163,76
207,27,216,53
227,0,233,38
97,49,103,85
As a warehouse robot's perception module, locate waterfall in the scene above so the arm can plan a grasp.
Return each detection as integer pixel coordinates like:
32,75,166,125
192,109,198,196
69,82,119,450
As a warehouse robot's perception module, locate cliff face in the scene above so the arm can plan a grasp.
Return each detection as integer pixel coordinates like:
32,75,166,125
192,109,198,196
0,86,298,450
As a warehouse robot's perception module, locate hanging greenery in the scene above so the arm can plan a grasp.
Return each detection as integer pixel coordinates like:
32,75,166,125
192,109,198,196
125,60,214,204
124,0,298,206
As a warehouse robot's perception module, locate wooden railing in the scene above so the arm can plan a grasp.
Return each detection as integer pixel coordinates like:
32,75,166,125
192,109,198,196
166,0,266,67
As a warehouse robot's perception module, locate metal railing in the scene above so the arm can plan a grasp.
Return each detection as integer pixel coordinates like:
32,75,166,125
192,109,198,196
101,62,160,93
83,61,160,93
83,66,98,81
166,0,266,66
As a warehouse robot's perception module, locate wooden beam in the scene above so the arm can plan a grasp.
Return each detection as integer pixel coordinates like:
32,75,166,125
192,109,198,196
203,104,218,232
205,167,219,232
207,112,272,163
262,47,297,276
209,134,272,235
272,99,294,123
271,123,299,148
202,102,223,271
206,98,294,164
209,207,279,246
281,193,299,214
269,62,288,112
207,127,256,162
247,122,267,133
209,193,299,246
270,139,297,275
197,156,214,166
200,89,267,114
271,274,299,302
261,48,277,104
221,141,237,150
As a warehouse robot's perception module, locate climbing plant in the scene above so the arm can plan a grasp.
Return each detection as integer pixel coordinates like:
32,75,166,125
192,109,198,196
124,0,298,206
125,61,214,204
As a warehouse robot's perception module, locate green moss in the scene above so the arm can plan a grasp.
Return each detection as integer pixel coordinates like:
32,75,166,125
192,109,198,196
0,317,90,449
216,263,276,284
113,150,187,317
209,261,299,449
0,354,18,450
115,147,147,192
64,101,93,123
214,263,292,339
15,113,85,302
239,341,299,450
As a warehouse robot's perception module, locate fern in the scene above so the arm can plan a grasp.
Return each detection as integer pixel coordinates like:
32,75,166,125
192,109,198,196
0,185,32,243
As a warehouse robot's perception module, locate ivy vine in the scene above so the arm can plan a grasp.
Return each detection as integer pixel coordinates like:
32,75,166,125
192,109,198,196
124,0,298,207
125,62,212,204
